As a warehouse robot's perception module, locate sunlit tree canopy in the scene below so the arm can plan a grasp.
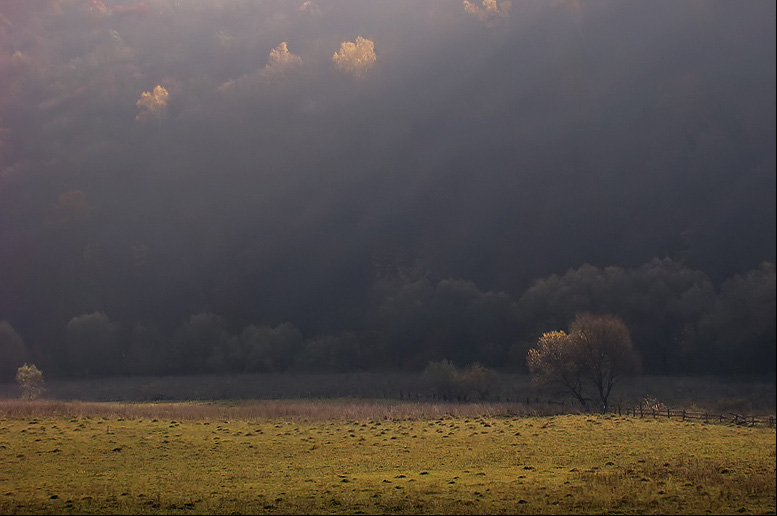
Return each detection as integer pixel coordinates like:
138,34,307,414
332,36,376,78
463,0,512,21
135,85,169,124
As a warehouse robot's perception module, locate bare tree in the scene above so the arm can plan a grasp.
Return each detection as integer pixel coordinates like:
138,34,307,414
570,313,641,412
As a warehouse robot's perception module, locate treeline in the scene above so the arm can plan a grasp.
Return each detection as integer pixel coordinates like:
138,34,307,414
1,258,774,381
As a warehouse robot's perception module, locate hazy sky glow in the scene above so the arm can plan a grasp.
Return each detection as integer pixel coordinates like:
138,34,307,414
0,0,774,377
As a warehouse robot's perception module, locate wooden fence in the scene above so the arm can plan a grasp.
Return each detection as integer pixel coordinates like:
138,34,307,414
610,404,775,428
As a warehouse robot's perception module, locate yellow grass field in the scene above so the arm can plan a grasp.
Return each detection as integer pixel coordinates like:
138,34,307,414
0,400,774,515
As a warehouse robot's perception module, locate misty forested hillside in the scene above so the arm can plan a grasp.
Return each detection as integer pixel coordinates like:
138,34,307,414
0,1,774,380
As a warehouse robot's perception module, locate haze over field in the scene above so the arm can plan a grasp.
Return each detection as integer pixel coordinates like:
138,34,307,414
0,0,774,379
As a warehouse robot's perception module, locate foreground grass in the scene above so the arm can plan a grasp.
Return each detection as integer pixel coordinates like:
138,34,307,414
0,401,774,515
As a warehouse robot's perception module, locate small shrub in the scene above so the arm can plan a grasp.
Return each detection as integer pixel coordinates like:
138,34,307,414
463,363,500,401
424,360,501,401
424,359,466,401
15,363,45,400
641,395,665,412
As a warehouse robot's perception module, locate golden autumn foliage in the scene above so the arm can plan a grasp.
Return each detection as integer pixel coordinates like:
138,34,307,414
88,1,108,17
264,42,302,79
135,85,168,124
463,0,512,20
527,330,589,407
332,36,376,78
15,363,45,400
268,42,301,68
527,314,640,412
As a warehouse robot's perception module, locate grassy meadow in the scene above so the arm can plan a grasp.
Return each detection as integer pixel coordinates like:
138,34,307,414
0,399,774,515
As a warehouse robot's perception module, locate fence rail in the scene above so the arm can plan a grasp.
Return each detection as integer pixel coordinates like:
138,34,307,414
610,405,775,428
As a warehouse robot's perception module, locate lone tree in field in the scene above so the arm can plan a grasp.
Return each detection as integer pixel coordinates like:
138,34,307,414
527,313,640,412
527,330,589,409
570,313,640,412
15,363,45,400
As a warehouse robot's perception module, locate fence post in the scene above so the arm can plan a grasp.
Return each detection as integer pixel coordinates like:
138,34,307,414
682,410,686,421
704,413,707,423
667,408,671,419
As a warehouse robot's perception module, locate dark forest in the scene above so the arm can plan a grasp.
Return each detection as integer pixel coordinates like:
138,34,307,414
0,1,774,381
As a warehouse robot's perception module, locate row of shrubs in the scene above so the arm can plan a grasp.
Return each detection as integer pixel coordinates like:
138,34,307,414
423,360,501,401
11,360,501,403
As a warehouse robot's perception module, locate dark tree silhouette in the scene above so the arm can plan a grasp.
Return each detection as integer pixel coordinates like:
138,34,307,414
570,313,641,412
